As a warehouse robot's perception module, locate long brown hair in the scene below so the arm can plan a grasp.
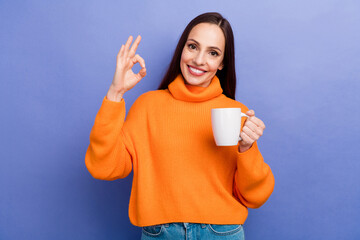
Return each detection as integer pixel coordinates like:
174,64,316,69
157,12,237,99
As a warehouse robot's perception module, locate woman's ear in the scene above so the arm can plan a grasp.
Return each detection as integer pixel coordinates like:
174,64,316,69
218,63,224,70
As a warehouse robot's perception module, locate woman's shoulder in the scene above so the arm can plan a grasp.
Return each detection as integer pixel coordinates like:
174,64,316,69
217,94,250,112
138,89,169,99
135,89,169,103
126,90,169,120
130,89,169,109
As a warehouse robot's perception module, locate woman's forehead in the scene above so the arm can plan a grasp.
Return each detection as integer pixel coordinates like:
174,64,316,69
187,23,225,49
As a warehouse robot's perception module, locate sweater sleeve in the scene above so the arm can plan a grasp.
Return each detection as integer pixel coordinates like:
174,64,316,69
232,141,275,208
85,96,133,180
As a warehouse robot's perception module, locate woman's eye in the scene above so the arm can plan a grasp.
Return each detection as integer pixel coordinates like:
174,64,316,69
188,44,196,50
210,51,219,56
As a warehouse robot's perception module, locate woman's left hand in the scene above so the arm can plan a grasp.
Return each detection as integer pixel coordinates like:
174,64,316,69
238,110,266,153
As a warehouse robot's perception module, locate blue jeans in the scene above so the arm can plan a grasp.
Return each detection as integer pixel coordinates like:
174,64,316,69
141,222,244,240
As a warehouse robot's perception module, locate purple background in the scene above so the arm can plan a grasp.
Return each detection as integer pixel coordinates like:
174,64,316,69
1,0,359,239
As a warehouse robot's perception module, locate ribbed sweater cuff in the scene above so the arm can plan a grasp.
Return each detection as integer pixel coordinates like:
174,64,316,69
236,142,262,169
95,96,126,125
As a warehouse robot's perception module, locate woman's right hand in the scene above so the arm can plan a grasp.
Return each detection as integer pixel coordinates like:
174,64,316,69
107,35,146,102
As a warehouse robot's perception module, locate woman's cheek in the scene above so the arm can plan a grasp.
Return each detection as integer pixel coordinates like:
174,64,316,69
210,60,222,71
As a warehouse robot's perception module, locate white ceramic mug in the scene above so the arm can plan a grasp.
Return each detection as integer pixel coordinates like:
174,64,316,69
211,108,249,146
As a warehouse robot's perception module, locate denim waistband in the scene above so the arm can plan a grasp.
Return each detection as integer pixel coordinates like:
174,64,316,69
163,222,207,229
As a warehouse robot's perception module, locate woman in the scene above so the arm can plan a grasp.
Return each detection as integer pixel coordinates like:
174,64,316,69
85,12,274,239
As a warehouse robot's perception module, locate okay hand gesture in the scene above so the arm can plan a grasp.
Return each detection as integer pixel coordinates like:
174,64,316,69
107,35,146,101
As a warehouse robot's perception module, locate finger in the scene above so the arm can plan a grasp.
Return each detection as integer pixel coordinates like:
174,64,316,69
133,54,146,68
246,110,255,116
129,35,141,57
124,35,134,56
240,131,253,144
131,55,147,79
244,121,263,136
138,67,147,78
134,67,147,81
242,125,259,141
248,116,266,129
118,44,125,57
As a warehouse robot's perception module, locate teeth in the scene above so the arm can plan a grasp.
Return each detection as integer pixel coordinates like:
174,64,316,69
189,66,205,74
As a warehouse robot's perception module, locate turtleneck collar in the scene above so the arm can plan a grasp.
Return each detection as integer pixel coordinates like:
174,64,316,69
168,74,223,102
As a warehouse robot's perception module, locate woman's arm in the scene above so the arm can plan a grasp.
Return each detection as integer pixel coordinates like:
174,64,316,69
233,141,275,208
233,110,275,208
85,35,146,180
85,97,133,180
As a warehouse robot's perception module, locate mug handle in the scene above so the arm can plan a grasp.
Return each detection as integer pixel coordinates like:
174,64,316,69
238,112,249,142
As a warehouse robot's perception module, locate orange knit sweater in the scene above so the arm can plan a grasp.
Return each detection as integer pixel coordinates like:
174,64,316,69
85,74,274,227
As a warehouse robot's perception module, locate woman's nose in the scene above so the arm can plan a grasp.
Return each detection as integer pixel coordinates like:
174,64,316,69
194,52,205,65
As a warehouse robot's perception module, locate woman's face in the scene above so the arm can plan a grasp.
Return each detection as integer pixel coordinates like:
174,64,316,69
180,23,225,87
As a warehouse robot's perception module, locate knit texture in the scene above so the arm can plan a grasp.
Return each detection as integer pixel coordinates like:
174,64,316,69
85,74,274,227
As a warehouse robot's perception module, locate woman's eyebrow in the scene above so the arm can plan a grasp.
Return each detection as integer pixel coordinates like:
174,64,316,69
187,39,222,53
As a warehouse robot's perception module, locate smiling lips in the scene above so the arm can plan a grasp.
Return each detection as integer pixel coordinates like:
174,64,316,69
188,65,206,76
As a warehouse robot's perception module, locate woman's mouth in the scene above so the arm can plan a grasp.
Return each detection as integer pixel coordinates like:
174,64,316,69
188,65,206,76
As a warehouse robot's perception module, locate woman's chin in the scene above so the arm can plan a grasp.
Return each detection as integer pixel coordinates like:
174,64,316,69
184,75,212,87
